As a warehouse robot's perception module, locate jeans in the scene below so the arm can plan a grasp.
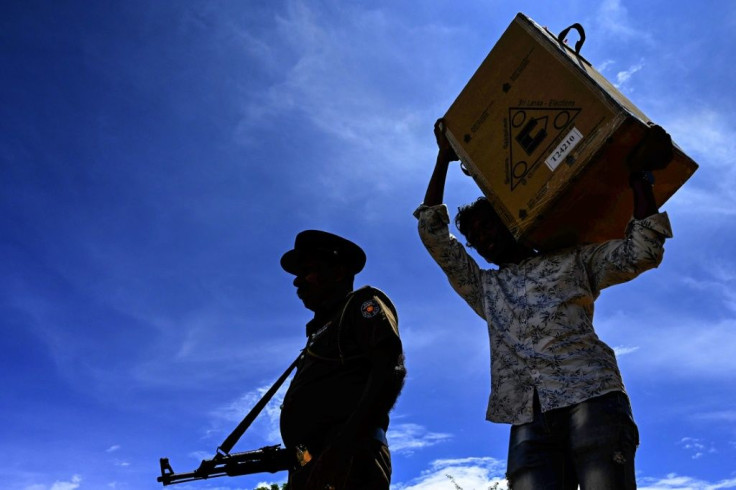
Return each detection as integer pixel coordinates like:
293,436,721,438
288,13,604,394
506,391,639,490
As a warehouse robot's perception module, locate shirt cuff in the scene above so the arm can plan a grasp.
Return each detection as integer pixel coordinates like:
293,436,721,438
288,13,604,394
632,211,673,238
413,203,450,223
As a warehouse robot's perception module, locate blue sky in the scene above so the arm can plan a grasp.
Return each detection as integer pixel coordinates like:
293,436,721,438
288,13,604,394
2,1,735,489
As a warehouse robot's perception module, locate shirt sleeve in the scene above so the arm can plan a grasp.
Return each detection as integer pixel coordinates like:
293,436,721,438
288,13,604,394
582,211,673,292
414,204,486,319
344,287,400,354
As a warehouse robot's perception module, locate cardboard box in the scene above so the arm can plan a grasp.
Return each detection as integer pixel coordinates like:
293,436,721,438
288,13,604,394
443,13,698,251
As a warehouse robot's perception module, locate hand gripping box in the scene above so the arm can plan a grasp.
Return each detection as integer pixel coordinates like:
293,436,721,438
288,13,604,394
443,13,698,251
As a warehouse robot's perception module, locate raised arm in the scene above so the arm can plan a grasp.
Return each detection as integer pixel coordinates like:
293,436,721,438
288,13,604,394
415,119,487,318
627,124,674,219
423,119,460,206
582,124,675,291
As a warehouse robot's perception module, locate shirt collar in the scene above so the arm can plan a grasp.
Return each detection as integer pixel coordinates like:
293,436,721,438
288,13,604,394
305,291,351,336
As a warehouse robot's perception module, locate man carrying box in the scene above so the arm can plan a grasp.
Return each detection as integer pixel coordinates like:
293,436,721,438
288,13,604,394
414,119,674,489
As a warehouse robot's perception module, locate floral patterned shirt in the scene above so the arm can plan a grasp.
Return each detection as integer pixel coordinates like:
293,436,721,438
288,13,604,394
415,204,672,425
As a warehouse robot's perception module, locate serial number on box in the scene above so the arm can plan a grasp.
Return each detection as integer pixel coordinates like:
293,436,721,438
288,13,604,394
545,127,583,171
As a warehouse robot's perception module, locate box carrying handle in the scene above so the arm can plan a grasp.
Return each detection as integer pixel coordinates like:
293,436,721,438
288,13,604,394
557,22,586,55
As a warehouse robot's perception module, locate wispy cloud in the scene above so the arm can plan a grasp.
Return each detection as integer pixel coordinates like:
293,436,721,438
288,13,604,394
208,393,454,457
393,460,736,490
621,317,736,378
235,2,404,135
693,410,736,423
596,287,736,380
618,100,736,223
679,437,717,460
131,320,304,394
388,423,452,455
653,106,736,225
639,473,736,489
636,97,736,222
613,345,640,356
209,384,288,446
614,62,644,89
23,475,82,490
681,264,736,315
230,0,448,188
593,0,654,44
394,456,507,490
666,109,736,174
596,59,615,73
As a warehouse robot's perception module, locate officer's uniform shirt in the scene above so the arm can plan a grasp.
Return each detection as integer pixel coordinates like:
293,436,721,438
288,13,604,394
280,286,402,454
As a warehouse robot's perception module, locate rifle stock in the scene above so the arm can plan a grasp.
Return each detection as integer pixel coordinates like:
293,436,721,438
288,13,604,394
158,444,292,486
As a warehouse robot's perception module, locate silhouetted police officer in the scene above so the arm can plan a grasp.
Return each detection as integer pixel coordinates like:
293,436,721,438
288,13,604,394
279,230,405,490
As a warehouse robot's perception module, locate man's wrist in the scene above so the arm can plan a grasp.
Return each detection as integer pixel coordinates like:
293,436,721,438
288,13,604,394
437,150,457,164
629,170,655,187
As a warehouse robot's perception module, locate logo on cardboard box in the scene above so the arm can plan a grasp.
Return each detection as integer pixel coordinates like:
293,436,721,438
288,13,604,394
506,106,581,191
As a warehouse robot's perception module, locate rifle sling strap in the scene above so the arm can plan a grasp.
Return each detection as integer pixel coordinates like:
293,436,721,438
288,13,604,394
215,312,341,457
216,352,300,457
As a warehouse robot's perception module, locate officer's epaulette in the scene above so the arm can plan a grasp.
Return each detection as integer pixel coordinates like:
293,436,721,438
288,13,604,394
348,285,398,323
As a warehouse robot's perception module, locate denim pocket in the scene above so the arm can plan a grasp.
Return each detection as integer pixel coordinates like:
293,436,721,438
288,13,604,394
569,391,639,453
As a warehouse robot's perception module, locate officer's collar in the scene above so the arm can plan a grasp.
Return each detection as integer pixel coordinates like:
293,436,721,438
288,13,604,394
305,290,353,336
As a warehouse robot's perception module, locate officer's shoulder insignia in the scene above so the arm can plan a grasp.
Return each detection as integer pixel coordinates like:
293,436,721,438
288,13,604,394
360,299,381,318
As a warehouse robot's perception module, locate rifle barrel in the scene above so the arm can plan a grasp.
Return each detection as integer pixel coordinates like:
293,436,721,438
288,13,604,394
157,446,291,486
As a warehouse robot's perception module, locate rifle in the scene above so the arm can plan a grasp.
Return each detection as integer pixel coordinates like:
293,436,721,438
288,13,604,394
156,335,316,486
158,444,293,486
157,326,335,485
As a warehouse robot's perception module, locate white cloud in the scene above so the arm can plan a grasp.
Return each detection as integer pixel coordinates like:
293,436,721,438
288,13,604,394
388,423,452,455
681,265,736,315
209,384,288,446
253,478,288,490
621,317,736,378
693,410,736,423
596,261,736,380
236,1,398,138
210,395,453,457
230,0,443,190
597,59,615,73
49,475,82,490
678,437,717,460
394,456,507,490
593,0,653,43
187,449,212,462
633,105,736,219
393,460,736,490
639,473,736,490
667,109,736,171
23,476,83,490
660,108,736,216
614,62,644,89
105,445,120,453
613,345,640,356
